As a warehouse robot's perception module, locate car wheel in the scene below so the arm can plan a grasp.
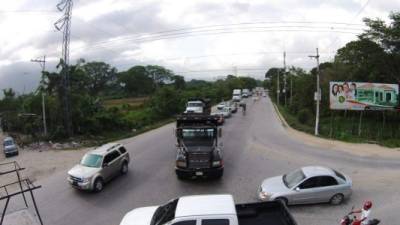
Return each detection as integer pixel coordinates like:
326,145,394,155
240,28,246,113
93,178,104,192
275,197,288,206
120,162,128,175
330,193,344,205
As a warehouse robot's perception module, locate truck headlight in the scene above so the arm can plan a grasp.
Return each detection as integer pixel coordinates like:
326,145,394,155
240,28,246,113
176,161,187,168
212,160,222,167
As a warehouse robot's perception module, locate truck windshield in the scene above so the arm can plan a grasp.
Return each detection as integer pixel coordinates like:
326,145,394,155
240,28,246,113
80,154,103,168
187,102,203,107
283,169,305,188
181,128,214,146
151,199,178,225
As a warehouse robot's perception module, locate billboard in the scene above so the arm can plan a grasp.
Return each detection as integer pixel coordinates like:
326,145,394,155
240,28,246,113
329,82,399,110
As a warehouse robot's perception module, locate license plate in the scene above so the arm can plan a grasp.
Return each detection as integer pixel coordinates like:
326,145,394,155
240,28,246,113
195,171,203,176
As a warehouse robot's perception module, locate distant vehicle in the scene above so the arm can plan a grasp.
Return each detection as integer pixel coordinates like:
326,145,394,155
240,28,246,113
220,107,232,118
258,166,352,205
217,102,227,110
224,101,238,113
232,89,242,102
210,112,225,125
120,194,297,225
184,98,211,114
175,115,224,179
262,92,267,97
242,89,250,98
3,137,18,157
67,143,130,192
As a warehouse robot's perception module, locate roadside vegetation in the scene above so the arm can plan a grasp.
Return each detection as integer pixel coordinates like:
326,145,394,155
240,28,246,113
0,61,259,145
265,12,400,147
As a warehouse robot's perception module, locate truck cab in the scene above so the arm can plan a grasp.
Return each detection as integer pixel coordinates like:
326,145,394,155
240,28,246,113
175,115,223,179
120,194,297,225
232,89,242,102
184,98,211,115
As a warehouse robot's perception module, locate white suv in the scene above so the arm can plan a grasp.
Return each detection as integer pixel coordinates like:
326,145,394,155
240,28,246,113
67,143,130,192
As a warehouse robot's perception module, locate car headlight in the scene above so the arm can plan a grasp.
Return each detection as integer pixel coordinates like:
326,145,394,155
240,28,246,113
82,177,90,183
176,161,187,167
259,191,269,200
212,160,222,167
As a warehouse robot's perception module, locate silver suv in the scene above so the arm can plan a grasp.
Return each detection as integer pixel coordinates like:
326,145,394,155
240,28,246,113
67,142,130,192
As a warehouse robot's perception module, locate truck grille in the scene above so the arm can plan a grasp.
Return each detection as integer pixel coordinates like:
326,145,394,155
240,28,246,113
188,153,210,169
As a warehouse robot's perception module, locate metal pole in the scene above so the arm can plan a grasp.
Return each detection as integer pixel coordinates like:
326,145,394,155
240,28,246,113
283,51,287,106
30,55,47,136
309,48,320,136
276,70,280,105
290,71,293,105
42,93,47,136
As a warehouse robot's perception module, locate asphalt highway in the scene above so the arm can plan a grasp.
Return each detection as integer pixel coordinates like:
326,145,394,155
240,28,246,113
30,96,400,225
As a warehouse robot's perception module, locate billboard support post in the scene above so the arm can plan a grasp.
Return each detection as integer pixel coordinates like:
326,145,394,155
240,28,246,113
358,111,363,136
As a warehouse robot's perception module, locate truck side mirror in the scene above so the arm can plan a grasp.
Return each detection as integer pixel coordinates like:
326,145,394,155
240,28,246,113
218,128,222,137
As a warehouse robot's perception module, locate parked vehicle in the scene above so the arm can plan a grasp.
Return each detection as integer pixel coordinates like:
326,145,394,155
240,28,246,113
120,194,297,225
258,166,352,205
232,89,242,102
221,107,232,118
184,98,211,114
67,143,130,192
226,101,238,113
175,115,223,179
3,137,18,157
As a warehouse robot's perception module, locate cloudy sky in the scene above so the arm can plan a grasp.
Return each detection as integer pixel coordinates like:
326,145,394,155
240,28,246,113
0,0,397,95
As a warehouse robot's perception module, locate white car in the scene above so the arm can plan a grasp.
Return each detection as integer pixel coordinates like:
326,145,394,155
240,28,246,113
217,102,226,110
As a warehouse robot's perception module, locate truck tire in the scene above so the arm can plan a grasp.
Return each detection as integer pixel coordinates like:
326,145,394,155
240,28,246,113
93,178,104,193
120,162,128,175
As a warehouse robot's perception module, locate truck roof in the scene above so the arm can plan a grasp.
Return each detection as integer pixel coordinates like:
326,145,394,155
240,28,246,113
175,195,236,218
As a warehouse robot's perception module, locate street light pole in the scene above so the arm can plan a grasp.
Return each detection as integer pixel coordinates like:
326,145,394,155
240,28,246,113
309,48,320,136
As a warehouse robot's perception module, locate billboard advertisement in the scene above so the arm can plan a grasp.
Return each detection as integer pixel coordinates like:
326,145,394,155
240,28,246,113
329,82,399,110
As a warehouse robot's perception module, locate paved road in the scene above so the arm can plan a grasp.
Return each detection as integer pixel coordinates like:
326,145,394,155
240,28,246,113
27,96,400,225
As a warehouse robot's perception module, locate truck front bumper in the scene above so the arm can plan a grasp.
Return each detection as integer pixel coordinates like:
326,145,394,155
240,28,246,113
175,166,224,179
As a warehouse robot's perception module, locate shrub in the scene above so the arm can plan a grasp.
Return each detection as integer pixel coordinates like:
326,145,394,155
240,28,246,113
297,108,312,124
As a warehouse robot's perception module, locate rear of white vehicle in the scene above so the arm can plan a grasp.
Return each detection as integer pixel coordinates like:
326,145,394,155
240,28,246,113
232,89,242,102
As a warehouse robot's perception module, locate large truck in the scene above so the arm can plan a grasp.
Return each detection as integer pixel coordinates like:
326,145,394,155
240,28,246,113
174,114,223,179
184,98,211,114
232,89,242,102
242,89,250,98
120,194,298,225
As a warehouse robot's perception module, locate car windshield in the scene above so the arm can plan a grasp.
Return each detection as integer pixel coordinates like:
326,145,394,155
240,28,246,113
80,154,103,168
150,199,178,225
283,169,306,188
181,128,214,146
4,140,13,146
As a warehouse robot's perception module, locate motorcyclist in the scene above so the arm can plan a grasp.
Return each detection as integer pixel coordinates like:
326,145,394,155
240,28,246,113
352,201,372,225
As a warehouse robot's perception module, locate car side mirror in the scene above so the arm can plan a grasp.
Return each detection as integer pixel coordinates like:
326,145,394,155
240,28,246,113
295,187,300,191
218,128,222,137
103,162,109,167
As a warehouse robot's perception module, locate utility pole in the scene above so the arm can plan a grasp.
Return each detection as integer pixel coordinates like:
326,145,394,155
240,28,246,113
309,48,321,136
276,70,280,105
55,0,73,137
290,69,293,105
283,51,287,106
31,56,47,136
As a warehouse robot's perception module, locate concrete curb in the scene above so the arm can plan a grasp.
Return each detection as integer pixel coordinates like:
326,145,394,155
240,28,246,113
271,103,288,128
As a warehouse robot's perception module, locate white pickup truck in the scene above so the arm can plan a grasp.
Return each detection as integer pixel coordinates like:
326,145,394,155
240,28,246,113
120,194,297,225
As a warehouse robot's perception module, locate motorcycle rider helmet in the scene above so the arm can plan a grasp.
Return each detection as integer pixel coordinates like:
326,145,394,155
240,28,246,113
363,200,372,210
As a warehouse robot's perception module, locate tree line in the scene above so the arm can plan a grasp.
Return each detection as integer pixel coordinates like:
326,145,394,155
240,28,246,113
0,60,259,141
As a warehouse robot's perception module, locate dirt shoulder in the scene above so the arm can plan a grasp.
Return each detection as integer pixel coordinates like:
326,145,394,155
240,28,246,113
272,103,400,159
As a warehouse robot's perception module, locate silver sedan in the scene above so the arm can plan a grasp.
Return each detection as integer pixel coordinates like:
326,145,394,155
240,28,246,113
258,166,352,205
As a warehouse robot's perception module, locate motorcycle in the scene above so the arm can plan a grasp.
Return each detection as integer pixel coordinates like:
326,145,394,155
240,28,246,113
340,207,380,225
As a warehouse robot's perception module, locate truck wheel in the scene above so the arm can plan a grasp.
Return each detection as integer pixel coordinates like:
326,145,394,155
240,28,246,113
120,162,128,175
276,197,288,206
330,194,344,205
93,178,104,192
